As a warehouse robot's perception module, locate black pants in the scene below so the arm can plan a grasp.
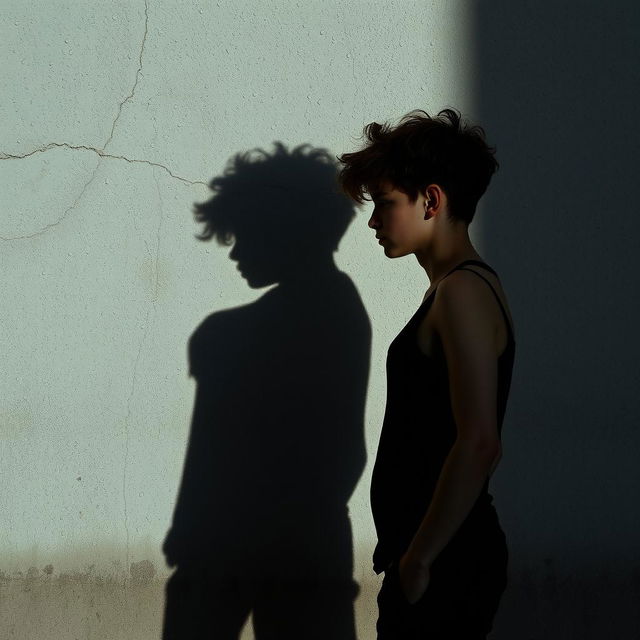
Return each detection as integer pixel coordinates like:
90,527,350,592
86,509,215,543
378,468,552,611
376,529,508,639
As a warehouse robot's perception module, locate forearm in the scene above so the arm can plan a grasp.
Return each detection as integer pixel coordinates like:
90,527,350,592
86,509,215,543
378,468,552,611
406,438,499,568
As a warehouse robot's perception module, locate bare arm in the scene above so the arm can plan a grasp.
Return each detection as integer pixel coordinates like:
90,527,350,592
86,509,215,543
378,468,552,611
401,271,502,588
404,439,499,568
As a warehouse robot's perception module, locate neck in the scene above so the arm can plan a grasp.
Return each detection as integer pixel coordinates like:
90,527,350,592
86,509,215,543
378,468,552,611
414,227,483,285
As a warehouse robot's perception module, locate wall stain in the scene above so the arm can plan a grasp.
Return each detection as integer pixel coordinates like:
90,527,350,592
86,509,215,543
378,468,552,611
0,560,166,640
0,561,382,640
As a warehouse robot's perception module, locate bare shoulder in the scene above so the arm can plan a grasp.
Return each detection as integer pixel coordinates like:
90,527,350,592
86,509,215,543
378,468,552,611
432,270,495,324
431,268,514,355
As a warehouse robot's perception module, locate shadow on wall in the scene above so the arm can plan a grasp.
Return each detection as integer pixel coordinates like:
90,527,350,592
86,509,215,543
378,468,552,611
161,142,371,639
475,1,640,638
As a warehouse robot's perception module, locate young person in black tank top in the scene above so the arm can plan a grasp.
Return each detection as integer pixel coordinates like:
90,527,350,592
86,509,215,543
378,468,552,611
338,109,515,638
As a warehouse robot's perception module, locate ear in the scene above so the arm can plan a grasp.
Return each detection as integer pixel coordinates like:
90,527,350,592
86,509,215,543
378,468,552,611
423,184,446,220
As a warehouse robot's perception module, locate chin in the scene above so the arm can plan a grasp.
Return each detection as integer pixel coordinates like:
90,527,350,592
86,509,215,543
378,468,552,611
384,246,408,259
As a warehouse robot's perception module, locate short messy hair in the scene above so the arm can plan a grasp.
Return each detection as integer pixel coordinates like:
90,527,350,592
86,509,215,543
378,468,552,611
336,108,498,225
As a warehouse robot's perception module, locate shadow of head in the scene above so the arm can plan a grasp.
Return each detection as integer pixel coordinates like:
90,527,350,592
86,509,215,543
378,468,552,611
193,142,356,288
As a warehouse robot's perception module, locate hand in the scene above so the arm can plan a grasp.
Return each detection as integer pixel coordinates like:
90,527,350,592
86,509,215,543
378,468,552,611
398,552,431,604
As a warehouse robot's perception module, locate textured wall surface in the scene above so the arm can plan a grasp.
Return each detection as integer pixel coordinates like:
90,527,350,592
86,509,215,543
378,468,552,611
1,2,477,638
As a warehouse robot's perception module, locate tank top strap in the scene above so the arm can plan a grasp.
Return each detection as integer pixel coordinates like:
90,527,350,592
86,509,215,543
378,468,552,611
450,266,514,342
442,259,499,279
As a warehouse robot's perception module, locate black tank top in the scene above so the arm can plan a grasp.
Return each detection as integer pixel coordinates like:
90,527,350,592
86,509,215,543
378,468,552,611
370,260,516,574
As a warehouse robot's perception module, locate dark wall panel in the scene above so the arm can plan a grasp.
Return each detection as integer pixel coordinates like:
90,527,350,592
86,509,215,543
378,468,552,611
474,2,640,637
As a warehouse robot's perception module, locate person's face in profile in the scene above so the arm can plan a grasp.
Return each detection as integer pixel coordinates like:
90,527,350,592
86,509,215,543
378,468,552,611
368,182,431,259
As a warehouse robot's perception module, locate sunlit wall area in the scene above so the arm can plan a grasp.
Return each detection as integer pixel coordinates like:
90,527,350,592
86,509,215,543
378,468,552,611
1,2,477,638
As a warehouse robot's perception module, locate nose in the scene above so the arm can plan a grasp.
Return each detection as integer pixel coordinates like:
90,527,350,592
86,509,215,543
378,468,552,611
368,211,379,229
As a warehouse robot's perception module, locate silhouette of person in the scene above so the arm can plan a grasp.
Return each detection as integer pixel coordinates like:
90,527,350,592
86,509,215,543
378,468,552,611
337,109,516,638
162,142,371,639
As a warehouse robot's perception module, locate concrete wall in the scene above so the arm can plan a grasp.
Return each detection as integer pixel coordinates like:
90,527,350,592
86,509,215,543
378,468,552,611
1,2,477,638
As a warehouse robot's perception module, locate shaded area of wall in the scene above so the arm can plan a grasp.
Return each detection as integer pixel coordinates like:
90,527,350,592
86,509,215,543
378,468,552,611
474,2,640,637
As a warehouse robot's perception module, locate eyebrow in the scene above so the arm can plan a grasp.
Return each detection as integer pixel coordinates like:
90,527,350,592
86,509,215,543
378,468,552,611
370,190,389,199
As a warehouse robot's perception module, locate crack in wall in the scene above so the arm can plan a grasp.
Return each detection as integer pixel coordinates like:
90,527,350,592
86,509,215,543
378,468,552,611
0,143,207,242
103,0,149,151
1,0,208,244
121,169,165,584
122,322,143,585
0,143,207,186
58,0,150,254
0,0,150,244
3,156,104,242
151,168,164,307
